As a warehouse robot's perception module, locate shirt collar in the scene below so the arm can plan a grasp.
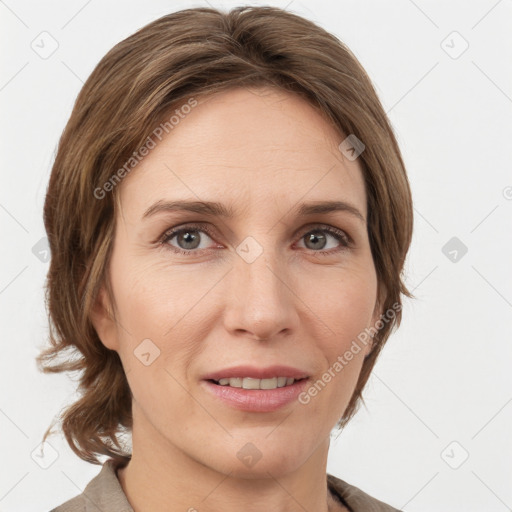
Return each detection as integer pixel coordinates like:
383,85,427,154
77,457,397,512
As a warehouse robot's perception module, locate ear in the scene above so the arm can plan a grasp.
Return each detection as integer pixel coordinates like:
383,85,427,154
363,308,379,358
364,283,387,358
90,284,119,351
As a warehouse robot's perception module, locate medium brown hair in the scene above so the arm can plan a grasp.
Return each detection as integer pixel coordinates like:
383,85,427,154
36,5,413,464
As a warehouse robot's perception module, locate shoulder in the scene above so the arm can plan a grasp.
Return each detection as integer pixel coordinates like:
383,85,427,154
50,457,133,512
327,473,403,512
49,493,83,512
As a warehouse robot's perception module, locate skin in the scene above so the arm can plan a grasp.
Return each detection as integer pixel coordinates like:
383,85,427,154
92,86,382,512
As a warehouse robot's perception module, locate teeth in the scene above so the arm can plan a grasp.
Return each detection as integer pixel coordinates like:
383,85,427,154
216,377,298,389
277,376,287,387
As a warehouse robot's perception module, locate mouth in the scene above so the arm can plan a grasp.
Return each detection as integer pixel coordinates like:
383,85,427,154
207,376,307,390
201,365,311,412
201,377,310,413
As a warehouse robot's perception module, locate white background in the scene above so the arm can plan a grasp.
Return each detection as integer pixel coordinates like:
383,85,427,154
1,1,511,511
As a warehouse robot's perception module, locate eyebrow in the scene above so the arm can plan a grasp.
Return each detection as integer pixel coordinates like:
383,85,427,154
142,199,365,223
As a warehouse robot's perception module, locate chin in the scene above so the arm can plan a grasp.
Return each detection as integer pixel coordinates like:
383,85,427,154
203,438,311,479
223,457,302,480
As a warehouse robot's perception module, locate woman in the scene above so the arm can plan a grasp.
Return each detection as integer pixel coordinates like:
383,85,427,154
37,6,413,512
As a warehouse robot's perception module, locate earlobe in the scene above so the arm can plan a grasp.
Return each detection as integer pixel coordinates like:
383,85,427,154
363,328,376,359
90,285,119,351
366,290,385,358
370,303,383,332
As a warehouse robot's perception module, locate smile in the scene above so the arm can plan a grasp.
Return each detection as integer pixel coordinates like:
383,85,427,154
202,377,310,412
212,376,299,389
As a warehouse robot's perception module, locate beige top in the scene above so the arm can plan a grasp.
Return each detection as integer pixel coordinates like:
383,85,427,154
50,458,402,512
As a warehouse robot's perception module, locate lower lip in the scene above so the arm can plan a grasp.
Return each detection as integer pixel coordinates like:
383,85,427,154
201,379,309,412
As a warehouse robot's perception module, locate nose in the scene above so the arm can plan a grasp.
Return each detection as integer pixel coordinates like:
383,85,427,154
222,245,299,341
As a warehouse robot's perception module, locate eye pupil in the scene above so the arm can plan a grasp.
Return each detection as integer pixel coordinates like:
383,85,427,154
305,232,326,250
165,226,345,255
178,230,200,249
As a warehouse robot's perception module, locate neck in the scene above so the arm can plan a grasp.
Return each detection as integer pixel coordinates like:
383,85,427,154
116,404,345,512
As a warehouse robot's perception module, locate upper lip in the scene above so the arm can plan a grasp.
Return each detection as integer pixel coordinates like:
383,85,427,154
202,365,310,381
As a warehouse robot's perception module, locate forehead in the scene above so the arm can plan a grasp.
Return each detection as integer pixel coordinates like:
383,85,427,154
117,86,367,220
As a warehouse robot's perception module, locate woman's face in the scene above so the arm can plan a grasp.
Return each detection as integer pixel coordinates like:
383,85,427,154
94,86,380,477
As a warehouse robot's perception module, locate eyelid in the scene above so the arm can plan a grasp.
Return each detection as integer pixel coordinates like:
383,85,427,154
158,222,218,249
158,221,353,254
294,222,352,245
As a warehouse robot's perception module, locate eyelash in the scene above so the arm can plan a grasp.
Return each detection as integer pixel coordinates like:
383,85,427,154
158,222,352,257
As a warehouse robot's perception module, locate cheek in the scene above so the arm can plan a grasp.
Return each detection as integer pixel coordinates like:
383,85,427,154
329,282,376,344
295,260,377,408
111,253,208,331
109,254,224,376
300,257,378,342
109,258,204,419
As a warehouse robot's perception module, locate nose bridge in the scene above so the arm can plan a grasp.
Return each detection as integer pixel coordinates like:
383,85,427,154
242,243,282,296
224,237,297,340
